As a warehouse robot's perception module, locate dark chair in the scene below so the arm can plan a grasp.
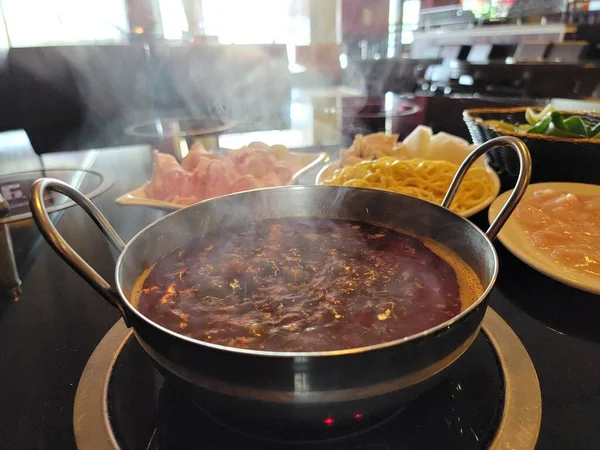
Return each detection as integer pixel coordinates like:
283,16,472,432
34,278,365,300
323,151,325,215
8,45,148,153
0,49,17,133
8,47,86,153
6,43,292,153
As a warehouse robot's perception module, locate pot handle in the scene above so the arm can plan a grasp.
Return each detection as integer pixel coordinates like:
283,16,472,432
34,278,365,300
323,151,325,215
30,178,130,322
441,136,531,241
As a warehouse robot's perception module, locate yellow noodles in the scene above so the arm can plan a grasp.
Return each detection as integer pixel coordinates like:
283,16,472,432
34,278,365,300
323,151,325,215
322,157,495,213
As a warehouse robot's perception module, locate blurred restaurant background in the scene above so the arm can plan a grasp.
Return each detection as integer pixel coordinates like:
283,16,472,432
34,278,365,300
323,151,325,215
0,0,598,157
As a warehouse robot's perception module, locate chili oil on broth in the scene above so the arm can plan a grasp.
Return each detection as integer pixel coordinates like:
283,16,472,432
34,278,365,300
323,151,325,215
131,218,483,353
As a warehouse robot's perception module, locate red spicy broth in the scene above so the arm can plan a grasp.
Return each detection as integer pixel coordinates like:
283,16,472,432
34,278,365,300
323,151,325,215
132,218,483,352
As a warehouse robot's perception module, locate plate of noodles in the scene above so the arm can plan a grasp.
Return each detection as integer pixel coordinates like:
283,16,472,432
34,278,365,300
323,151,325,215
316,126,500,218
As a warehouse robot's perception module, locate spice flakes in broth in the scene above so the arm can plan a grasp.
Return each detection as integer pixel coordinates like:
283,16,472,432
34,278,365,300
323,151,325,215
133,218,483,352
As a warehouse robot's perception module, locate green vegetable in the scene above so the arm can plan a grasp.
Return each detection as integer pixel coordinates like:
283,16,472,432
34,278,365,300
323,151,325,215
545,122,581,138
525,105,554,126
550,112,568,131
527,114,552,134
495,122,519,133
563,117,588,137
543,112,582,138
485,120,518,132
485,105,599,140
589,122,600,139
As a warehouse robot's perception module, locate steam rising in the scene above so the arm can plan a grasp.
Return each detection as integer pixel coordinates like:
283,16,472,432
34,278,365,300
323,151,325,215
13,39,372,154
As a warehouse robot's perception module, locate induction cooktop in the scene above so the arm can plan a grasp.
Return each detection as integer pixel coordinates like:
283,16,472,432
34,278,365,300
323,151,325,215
74,308,541,450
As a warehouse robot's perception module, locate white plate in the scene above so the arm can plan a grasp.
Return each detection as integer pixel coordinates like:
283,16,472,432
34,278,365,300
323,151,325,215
489,182,600,295
316,160,500,219
116,151,328,210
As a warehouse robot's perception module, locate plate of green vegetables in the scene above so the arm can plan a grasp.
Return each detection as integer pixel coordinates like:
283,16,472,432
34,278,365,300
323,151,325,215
483,105,600,140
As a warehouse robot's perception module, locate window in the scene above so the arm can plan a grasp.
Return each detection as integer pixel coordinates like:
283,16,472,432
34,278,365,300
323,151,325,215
388,0,420,56
401,0,420,45
0,0,128,47
202,0,309,45
158,0,188,40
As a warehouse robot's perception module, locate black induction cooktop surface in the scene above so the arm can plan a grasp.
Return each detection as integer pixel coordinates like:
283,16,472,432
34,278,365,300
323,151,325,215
107,333,504,450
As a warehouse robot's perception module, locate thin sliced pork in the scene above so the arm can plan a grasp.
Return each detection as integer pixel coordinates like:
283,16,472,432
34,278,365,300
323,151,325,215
144,142,294,205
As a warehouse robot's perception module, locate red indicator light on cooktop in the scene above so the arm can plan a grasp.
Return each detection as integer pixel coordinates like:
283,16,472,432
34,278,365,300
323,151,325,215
323,417,334,426
354,413,363,419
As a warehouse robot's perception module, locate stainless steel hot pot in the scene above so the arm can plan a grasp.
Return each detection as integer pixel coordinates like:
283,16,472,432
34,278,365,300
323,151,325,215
30,137,531,427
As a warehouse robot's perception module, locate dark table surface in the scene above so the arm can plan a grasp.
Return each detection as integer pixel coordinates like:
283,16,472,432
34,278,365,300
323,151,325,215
2,144,600,450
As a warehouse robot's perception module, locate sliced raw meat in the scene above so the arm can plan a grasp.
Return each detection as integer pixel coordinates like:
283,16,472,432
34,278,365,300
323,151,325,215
144,142,295,206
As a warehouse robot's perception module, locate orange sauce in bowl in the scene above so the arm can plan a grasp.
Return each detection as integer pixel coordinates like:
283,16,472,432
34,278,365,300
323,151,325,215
515,189,600,277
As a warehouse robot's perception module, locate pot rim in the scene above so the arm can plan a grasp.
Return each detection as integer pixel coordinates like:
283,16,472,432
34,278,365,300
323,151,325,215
339,99,421,119
115,185,499,358
124,116,237,138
